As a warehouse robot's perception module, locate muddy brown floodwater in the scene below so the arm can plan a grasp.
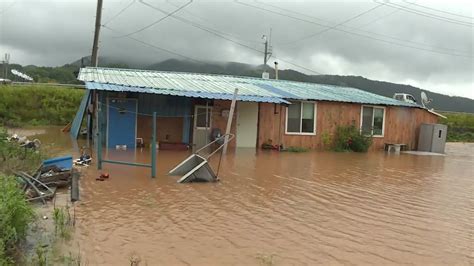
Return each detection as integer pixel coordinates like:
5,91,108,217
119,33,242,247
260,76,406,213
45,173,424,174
29,127,473,265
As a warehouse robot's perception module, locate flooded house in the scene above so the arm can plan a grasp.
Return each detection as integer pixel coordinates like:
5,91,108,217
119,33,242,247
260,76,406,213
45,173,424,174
74,67,441,151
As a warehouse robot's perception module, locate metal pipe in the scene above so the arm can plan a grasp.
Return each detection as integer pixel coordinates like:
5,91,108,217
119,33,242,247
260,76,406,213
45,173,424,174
274,61,279,80
151,112,157,178
102,159,152,168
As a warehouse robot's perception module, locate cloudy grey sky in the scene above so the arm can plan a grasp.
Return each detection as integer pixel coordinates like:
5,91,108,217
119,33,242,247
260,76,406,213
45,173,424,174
1,0,473,98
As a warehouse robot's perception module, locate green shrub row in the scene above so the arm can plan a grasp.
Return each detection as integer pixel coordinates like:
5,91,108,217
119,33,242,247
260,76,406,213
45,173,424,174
0,85,84,127
333,125,373,152
441,113,474,142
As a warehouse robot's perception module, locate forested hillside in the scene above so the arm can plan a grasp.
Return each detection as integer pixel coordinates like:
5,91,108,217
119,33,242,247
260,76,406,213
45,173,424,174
2,58,473,113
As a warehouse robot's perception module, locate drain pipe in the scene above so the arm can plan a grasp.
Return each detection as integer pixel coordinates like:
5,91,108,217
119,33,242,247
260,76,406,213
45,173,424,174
274,61,279,80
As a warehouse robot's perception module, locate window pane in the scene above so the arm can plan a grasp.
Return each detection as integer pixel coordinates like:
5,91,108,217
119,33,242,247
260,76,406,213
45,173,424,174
302,103,315,133
287,102,301,133
196,107,211,128
361,106,373,135
373,108,384,135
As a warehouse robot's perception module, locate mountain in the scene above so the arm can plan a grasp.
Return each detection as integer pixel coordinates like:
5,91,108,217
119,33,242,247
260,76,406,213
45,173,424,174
145,59,474,113
3,58,473,113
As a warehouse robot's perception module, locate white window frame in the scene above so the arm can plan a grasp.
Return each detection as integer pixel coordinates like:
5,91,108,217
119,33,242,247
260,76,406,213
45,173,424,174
285,101,317,136
194,105,212,130
360,105,386,138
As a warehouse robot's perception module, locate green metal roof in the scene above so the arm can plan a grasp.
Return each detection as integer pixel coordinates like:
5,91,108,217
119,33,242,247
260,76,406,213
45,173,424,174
78,67,420,108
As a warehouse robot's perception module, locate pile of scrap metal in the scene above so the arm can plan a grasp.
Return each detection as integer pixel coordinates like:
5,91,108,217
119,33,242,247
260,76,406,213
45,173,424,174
15,171,57,204
14,155,80,203
7,133,41,150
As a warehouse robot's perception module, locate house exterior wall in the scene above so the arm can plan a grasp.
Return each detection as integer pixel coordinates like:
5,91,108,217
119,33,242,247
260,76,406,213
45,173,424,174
258,101,439,151
212,100,238,149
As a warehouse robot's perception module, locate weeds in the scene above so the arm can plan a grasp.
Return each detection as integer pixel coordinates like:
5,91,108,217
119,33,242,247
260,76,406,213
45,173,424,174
256,253,275,266
129,253,142,266
58,251,82,266
285,146,309,153
0,175,35,264
34,243,47,266
53,206,73,240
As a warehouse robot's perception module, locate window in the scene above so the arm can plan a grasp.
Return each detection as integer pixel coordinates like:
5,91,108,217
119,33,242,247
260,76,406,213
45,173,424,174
286,102,316,134
406,95,417,103
195,106,211,128
361,106,385,136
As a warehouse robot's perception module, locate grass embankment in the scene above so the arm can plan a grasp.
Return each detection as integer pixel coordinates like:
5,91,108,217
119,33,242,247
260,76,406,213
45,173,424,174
0,85,84,127
0,128,43,264
441,113,474,142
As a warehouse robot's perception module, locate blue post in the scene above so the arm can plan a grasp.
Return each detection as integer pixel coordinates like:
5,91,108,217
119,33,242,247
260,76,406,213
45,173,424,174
97,105,103,170
151,112,157,178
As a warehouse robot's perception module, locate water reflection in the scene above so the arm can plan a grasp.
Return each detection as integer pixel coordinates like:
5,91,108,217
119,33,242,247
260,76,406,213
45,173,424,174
27,128,474,265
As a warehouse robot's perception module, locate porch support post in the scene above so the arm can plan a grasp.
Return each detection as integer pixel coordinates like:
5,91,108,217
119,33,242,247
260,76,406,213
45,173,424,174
151,112,157,178
97,104,103,170
223,88,238,154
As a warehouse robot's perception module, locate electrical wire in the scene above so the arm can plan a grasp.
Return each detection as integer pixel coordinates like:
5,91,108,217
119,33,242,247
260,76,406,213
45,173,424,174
278,2,385,46
139,0,325,74
260,1,471,54
235,0,473,58
103,0,136,26
376,0,473,27
117,0,193,38
402,0,474,20
166,0,262,45
103,25,204,63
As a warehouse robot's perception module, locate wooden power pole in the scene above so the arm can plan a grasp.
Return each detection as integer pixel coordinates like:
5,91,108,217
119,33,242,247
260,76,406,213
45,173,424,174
91,0,103,67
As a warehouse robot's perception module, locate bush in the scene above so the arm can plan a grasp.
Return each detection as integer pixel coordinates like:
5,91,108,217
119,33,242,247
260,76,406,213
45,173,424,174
440,113,474,142
0,85,84,127
334,125,372,152
0,175,35,264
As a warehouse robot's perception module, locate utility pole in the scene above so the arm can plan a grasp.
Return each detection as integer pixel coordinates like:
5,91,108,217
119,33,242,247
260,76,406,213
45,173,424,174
91,0,103,67
262,29,273,66
2,53,10,79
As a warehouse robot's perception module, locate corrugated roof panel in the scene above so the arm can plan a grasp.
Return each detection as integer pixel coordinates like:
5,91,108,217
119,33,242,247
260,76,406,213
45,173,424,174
78,67,420,108
85,82,289,104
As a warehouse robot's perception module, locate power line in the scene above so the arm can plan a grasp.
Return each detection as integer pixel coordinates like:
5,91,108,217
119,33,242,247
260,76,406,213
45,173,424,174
139,0,324,74
165,0,261,45
235,0,473,58
260,1,471,55
402,0,474,20
117,0,193,38
103,25,203,63
103,0,136,26
376,0,473,27
279,3,385,46
356,8,400,28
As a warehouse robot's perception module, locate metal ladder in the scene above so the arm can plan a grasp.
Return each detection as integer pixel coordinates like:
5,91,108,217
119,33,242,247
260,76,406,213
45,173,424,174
168,134,235,183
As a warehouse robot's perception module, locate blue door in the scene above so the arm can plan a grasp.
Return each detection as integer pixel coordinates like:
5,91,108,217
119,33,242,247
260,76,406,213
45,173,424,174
107,98,137,149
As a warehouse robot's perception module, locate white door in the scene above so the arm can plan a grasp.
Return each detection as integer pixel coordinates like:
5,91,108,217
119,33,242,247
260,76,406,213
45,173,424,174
236,102,258,148
193,105,212,150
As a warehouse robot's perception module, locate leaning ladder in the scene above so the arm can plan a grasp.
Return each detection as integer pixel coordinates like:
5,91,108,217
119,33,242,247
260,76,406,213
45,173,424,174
168,134,235,183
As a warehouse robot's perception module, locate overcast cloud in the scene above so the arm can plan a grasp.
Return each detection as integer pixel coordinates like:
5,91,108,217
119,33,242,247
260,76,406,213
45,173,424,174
1,0,473,98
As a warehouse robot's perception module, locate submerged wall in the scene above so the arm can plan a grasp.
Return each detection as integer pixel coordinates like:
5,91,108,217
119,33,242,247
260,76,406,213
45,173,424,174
258,101,439,151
